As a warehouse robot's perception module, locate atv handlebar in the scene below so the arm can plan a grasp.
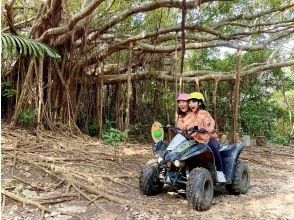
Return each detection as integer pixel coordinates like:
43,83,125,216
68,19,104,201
163,125,207,139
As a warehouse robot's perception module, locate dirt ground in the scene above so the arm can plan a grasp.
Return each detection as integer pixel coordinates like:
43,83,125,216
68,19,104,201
1,126,294,220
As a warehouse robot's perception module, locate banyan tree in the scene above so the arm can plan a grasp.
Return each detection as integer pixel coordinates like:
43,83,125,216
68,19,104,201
1,0,294,139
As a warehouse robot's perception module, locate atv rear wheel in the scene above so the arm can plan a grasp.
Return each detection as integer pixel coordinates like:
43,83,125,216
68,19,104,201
186,167,214,211
139,159,163,196
226,160,250,195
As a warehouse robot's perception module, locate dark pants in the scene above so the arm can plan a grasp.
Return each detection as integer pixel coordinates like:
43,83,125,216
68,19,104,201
208,138,223,171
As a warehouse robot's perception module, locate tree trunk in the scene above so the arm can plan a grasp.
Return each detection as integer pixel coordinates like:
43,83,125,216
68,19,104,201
53,86,60,123
256,136,266,146
131,82,138,123
282,85,293,135
194,78,200,91
165,79,170,124
125,42,133,136
173,47,178,124
99,62,104,138
115,84,120,129
9,59,36,128
232,50,241,143
47,61,52,123
37,59,44,126
212,79,219,134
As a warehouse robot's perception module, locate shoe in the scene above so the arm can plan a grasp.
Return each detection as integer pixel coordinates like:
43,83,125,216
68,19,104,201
217,171,226,183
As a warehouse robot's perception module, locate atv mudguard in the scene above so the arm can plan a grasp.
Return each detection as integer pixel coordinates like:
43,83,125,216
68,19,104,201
220,142,245,184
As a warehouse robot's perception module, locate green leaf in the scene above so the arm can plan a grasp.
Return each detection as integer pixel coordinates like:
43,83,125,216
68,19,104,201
6,34,17,55
13,36,23,55
15,36,28,55
40,43,61,59
25,38,33,56
30,41,43,58
1,33,60,59
32,41,45,58
1,35,7,52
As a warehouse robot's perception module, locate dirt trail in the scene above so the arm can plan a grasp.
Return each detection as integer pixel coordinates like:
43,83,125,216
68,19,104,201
1,126,294,220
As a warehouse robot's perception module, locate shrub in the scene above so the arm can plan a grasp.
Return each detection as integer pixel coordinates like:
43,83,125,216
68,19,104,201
18,108,35,126
88,122,99,136
1,80,16,98
102,128,127,145
102,127,128,159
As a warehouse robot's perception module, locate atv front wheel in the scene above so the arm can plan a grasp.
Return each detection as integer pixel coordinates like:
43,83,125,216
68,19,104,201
186,167,214,211
139,159,163,196
226,160,250,195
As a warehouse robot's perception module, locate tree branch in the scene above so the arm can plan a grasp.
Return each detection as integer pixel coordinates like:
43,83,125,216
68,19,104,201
95,0,229,35
30,0,63,38
136,41,263,53
136,27,294,53
73,20,293,67
54,0,232,45
214,3,294,28
38,0,104,41
2,16,36,32
80,60,294,84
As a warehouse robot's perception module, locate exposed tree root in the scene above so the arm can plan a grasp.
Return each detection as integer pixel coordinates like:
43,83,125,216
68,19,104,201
6,153,132,207
101,176,136,190
1,190,79,219
2,126,143,218
65,175,129,205
13,175,46,191
39,195,78,205
53,179,66,189
38,193,78,201
244,148,294,158
71,184,105,211
86,195,102,206
2,195,6,212
242,157,286,170
2,190,50,217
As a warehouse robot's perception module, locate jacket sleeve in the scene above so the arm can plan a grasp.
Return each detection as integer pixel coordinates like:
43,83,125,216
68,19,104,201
201,111,215,132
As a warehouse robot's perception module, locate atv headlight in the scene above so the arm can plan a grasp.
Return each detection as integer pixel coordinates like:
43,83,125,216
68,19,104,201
174,160,185,168
174,160,180,167
157,156,164,164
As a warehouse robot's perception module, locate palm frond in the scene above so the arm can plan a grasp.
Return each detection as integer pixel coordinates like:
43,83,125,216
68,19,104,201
1,33,61,59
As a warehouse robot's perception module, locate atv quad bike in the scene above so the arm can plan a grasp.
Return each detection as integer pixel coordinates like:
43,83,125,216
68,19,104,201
139,122,250,211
